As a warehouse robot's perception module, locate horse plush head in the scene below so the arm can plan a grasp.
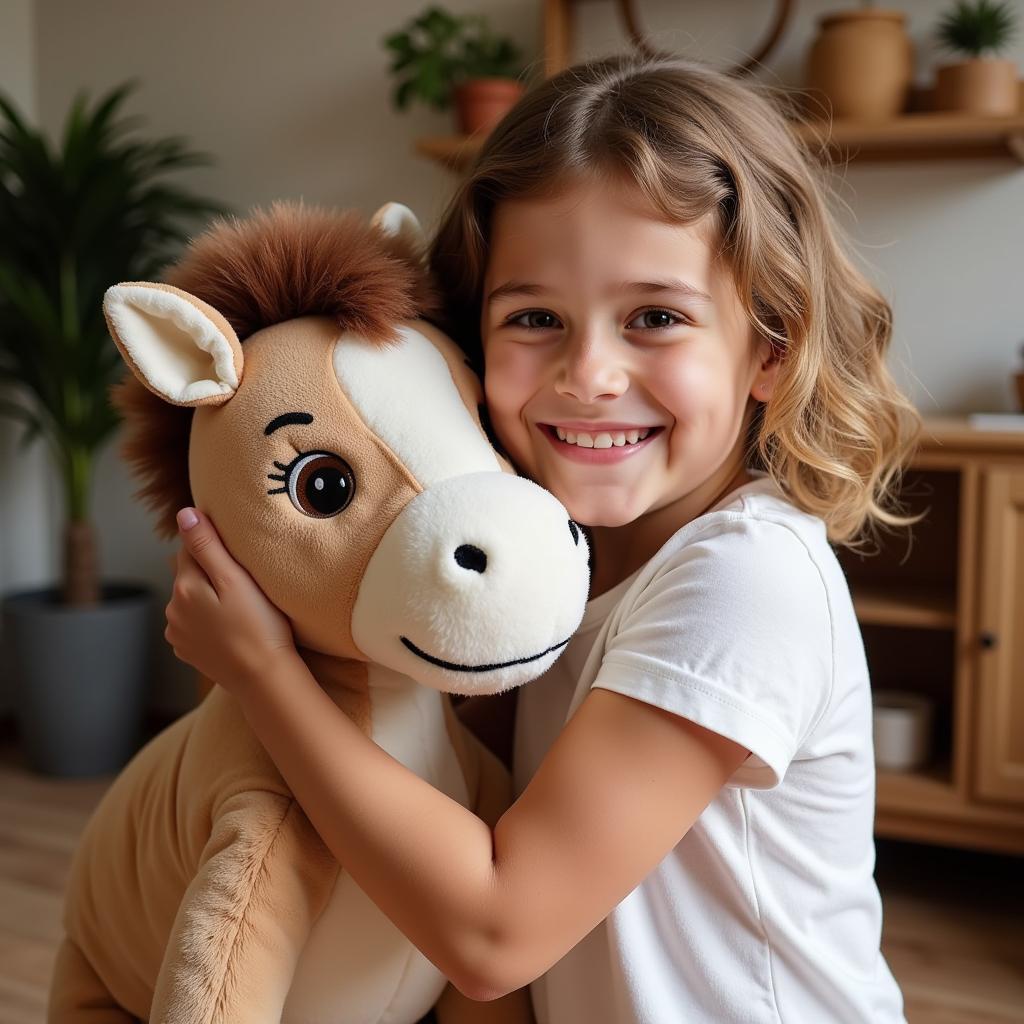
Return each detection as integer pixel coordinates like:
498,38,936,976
105,201,589,695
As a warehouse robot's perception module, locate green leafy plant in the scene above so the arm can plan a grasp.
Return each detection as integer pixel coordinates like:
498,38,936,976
936,0,1018,57
384,5,523,112
0,82,225,604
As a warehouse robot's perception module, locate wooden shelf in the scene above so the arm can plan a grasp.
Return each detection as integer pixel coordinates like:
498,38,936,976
414,135,485,173
876,761,956,813
416,112,1024,172
852,584,957,630
874,760,1024,855
802,111,1024,163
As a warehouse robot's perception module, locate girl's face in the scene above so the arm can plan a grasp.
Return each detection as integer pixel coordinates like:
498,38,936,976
480,175,779,533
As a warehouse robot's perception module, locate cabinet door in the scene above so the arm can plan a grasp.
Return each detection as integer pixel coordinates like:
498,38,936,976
975,468,1024,804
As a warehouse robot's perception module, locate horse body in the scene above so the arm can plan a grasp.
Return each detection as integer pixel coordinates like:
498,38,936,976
64,671,470,1024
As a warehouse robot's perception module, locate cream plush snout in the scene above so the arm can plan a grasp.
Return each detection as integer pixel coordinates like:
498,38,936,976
352,472,590,695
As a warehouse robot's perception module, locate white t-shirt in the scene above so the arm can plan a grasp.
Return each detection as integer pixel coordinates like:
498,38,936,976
513,475,906,1024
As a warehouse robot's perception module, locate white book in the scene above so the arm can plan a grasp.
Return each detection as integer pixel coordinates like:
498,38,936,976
967,413,1024,431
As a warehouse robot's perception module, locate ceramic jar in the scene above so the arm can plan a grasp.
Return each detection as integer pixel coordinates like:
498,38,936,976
806,9,914,120
873,691,935,772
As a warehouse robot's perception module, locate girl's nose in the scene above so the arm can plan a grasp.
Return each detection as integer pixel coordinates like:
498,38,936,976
554,334,629,403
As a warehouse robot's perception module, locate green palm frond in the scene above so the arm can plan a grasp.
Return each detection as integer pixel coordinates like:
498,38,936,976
0,81,227,521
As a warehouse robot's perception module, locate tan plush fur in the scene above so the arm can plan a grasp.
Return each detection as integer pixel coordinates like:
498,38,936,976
53,207,531,1024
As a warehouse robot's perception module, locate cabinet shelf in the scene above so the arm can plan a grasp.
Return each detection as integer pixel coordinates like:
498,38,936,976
876,761,956,813
416,112,1024,172
852,585,957,630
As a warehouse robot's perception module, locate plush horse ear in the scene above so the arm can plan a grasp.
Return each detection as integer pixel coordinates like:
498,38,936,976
103,282,244,407
370,202,427,259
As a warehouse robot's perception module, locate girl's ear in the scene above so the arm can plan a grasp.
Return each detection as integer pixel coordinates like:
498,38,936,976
370,202,428,260
751,335,783,403
103,282,243,407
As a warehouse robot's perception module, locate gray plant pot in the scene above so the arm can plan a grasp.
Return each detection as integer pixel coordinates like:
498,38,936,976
2,582,153,777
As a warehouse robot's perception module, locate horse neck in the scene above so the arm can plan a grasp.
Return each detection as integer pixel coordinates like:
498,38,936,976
295,646,374,732
295,646,440,736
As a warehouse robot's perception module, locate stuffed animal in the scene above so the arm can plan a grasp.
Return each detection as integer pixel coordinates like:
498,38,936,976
48,202,589,1024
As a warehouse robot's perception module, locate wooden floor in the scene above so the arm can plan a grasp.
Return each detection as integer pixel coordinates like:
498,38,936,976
2,739,1022,1024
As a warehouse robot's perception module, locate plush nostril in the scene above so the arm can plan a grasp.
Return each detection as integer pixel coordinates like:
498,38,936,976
454,544,487,574
568,519,580,546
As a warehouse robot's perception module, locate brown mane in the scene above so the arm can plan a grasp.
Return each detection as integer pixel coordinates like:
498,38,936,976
110,201,441,539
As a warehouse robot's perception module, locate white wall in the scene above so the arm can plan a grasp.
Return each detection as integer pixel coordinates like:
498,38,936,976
5,0,1023,713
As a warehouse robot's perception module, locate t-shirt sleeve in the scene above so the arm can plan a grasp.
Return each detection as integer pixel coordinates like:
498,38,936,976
593,516,834,789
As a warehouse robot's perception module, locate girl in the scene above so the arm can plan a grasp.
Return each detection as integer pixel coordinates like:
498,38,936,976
165,55,920,1022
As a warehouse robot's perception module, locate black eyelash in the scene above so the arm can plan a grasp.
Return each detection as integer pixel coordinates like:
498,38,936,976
267,457,299,496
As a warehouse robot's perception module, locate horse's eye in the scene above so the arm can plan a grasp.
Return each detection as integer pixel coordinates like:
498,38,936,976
285,452,355,518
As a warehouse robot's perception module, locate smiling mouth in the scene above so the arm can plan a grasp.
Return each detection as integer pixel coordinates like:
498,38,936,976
541,424,663,449
400,635,571,673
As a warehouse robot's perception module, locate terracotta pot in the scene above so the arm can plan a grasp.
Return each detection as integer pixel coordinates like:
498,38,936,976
805,9,913,120
935,59,1019,116
453,78,525,136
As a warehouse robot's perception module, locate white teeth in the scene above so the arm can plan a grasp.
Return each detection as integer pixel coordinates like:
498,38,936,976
553,427,655,448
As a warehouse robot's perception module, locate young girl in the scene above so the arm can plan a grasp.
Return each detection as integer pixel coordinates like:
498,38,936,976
165,55,920,1022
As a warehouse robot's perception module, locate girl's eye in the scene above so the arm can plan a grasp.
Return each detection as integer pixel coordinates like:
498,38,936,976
626,308,686,330
267,451,356,518
507,310,561,330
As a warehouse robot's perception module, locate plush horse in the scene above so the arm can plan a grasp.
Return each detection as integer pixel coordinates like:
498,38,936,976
49,202,589,1024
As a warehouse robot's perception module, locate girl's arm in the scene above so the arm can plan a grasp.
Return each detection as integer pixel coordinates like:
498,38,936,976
167,510,748,1000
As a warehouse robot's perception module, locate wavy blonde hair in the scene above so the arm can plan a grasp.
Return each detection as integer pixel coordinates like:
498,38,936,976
429,54,920,546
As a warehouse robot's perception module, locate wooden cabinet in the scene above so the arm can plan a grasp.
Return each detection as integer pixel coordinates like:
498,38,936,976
976,468,1024,804
838,418,1024,854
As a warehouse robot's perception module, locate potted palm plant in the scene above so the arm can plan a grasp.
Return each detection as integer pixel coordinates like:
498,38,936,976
0,83,224,775
384,5,526,136
934,0,1019,115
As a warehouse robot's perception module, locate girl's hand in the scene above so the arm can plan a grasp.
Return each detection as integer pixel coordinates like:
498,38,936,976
165,507,296,695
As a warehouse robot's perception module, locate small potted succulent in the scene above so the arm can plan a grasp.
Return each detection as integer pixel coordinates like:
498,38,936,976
384,5,526,136
934,0,1019,115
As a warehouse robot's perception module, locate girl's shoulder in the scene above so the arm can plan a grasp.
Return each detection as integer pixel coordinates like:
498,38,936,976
667,472,830,567
595,473,844,630
624,472,854,637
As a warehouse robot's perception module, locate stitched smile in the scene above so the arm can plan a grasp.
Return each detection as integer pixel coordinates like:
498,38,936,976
400,636,571,673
